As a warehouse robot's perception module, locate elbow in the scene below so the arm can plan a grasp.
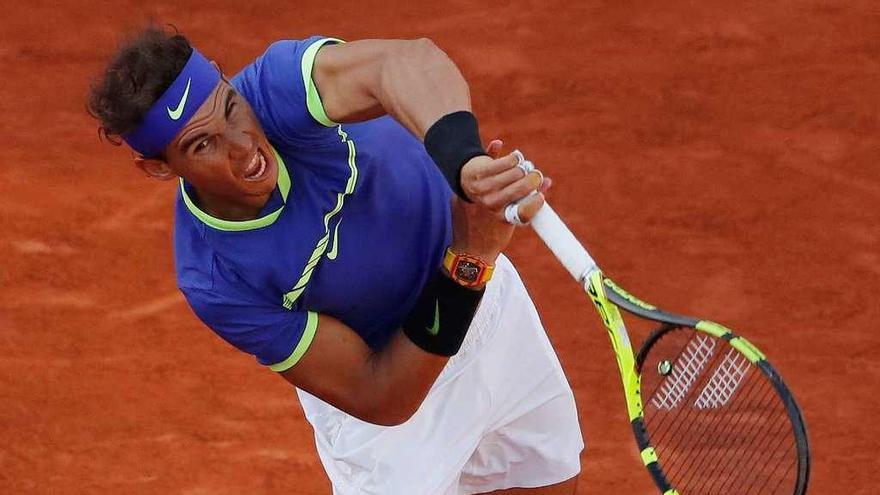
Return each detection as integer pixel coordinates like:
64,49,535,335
354,396,421,427
391,37,446,66
361,412,414,428
377,402,421,426
410,37,446,63
412,37,440,53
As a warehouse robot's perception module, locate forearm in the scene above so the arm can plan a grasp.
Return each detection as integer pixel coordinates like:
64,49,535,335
373,38,472,138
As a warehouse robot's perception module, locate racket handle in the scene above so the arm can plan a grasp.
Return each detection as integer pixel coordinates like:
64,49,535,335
530,203,597,283
504,150,597,283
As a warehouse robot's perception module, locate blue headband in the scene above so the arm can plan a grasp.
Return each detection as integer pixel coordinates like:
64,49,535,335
123,48,221,157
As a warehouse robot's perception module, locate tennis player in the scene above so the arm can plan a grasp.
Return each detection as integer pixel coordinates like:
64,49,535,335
88,26,583,494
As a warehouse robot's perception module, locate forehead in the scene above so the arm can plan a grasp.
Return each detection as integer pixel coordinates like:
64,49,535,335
185,80,230,128
172,80,232,147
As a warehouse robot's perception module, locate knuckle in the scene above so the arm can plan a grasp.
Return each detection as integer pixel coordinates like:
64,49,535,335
504,167,525,182
473,181,491,196
516,181,535,197
478,196,494,209
482,194,504,210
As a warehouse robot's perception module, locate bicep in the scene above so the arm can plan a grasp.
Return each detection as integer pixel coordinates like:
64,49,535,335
312,38,466,136
279,313,374,412
311,40,402,124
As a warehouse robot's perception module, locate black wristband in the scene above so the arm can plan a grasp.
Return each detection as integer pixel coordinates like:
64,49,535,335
402,271,485,357
423,111,487,201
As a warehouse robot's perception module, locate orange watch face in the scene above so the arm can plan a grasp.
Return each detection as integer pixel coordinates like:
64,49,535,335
449,253,489,287
453,258,483,285
444,248,494,287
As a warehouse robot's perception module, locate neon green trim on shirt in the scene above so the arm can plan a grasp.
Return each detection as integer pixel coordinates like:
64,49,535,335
301,38,345,127
282,125,358,309
269,311,319,372
180,148,291,232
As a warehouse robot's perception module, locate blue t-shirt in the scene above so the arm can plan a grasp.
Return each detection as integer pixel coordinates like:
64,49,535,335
174,37,453,370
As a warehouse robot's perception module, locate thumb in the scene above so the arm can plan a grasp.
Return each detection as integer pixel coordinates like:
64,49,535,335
515,192,546,224
485,139,504,159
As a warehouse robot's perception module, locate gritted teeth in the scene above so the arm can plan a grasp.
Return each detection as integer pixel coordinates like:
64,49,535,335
243,150,267,181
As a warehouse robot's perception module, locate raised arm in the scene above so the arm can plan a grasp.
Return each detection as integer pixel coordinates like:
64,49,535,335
312,38,470,138
280,41,548,426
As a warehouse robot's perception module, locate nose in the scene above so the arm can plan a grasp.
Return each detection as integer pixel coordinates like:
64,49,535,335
226,127,253,157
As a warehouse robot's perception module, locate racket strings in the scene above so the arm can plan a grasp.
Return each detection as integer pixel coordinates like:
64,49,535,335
643,334,719,445
668,367,794,494
644,337,721,471
641,330,799,494
673,372,779,492
711,370,796,493
645,336,733,465
765,444,799,494
735,421,798,494
677,374,793,493
652,346,766,487
658,370,793,494
660,368,770,488
691,382,790,495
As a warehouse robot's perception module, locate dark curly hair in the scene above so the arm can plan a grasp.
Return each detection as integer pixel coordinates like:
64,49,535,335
87,25,193,146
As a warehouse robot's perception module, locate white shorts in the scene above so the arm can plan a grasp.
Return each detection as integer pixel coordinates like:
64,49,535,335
296,255,584,494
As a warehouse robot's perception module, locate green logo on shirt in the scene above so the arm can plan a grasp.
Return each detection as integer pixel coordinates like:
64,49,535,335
327,219,342,260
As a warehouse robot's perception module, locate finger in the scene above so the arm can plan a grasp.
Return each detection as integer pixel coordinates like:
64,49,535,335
474,152,521,177
486,139,504,159
482,170,543,210
539,176,553,194
468,166,528,198
515,192,546,224
460,151,518,188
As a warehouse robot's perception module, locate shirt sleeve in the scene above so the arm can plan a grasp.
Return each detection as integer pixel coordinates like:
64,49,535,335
181,271,319,372
232,36,344,146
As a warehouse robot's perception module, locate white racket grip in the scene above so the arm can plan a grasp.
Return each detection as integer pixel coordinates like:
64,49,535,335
529,203,598,283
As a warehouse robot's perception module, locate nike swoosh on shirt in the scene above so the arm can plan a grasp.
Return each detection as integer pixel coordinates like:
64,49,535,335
427,300,440,335
166,78,192,121
326,219,342,260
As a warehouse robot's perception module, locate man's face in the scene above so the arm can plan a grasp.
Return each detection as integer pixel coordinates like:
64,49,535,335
160,78,278,212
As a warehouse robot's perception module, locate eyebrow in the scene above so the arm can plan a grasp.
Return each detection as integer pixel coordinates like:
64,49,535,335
224,86,236,114
178,86,237,152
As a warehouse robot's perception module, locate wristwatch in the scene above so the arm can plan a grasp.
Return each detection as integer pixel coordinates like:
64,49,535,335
443,247,494,288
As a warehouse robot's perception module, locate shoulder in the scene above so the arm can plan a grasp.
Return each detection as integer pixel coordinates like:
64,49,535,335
231,36,345,143
231,36,342,101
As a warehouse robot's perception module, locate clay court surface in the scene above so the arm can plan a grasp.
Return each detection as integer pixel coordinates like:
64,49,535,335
2,1,877,493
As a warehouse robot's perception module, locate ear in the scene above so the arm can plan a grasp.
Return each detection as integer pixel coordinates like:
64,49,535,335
134,156,177,181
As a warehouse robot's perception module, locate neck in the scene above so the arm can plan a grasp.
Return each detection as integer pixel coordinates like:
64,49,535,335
193,189,271,221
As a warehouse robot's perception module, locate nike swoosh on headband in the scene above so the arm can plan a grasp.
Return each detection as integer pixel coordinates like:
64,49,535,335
167,78,192,121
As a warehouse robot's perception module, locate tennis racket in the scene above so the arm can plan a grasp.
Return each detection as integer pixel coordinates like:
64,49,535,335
507,151,810,494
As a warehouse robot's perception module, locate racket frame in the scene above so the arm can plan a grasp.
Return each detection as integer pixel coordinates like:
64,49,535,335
523,201,810,494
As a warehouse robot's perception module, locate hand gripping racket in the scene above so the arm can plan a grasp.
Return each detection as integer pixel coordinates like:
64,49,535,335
507,151,810,495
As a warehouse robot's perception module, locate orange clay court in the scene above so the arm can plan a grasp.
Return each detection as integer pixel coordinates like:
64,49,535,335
1,1,877,493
